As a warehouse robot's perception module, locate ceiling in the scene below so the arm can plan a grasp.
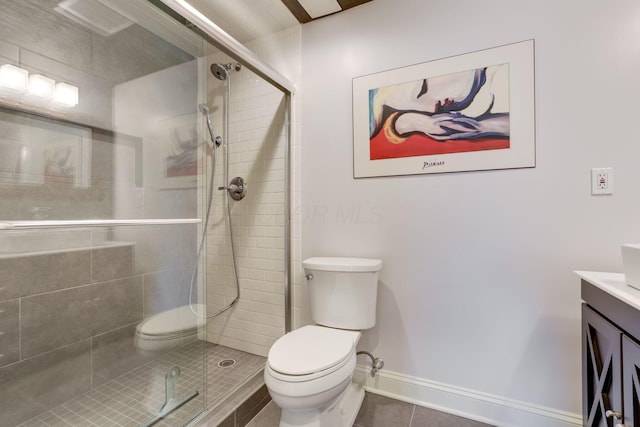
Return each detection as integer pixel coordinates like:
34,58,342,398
281,0,373,24
187,0,372,42
187,0,297,43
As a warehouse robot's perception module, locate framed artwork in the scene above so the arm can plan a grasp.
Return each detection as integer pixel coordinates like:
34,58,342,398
352,40,535,178
0,109,91,187
156,113,199,189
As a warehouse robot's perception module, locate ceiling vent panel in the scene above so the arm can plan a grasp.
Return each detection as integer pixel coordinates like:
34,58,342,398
55,0,134,37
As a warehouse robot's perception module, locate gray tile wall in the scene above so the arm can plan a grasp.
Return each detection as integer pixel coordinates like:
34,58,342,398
0,340,92,427
0,299,20,366
0,250,92,300
21,276,143,358
91,323,157,387
0,1,194,222
0,223,198,426
0,3,203,425
0,0,193,123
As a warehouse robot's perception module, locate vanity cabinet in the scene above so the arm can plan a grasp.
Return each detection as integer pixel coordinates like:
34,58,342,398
581,277,640,427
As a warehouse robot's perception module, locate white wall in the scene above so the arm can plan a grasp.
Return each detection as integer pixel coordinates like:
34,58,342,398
300,0,640,423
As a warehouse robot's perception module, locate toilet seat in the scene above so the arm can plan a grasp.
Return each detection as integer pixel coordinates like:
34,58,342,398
267,326,359,382
136,304,205,339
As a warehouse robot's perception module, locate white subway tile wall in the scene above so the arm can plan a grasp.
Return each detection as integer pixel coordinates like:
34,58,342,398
203,27,302,356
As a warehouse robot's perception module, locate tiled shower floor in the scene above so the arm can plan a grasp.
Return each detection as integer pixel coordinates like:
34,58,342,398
18,342,265,427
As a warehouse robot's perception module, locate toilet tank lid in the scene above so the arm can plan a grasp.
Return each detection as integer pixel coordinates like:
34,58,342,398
302,257,382,272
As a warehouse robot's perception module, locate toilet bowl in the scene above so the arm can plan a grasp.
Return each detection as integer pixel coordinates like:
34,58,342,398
264,257,383,427
264,325,362,427
135,304,205,352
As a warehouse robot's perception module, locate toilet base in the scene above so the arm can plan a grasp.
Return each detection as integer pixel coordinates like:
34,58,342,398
279,382,365,427
340,383,365,427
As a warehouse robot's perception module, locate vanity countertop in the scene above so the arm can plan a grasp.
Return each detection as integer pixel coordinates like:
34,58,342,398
575,270,640,312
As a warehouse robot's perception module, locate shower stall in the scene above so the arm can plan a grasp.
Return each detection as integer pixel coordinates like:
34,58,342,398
0,1,292,426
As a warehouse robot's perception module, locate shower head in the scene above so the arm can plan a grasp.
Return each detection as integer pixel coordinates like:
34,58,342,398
198,103,221,148
210,62,242,80
210,64,228,81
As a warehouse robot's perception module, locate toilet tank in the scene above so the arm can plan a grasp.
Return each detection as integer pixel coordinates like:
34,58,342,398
303,257,382,330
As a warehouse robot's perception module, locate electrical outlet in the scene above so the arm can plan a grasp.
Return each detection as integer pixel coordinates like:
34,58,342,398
591,168,614,195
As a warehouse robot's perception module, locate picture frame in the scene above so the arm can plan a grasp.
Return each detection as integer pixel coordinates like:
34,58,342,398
155,113,199,190
352,40,535,178
0,109,91,188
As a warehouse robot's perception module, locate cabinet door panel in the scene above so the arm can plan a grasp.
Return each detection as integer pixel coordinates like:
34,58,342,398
582,304,622,427
623,336,640,426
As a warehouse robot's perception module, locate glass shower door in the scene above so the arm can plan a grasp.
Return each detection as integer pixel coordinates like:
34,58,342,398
0,1,209,425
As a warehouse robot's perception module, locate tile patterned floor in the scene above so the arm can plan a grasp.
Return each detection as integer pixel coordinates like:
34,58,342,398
17,342,265,427
246,392,495,427
14,340,492,427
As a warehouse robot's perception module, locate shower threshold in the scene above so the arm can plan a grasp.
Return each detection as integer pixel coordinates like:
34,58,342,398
17,342,265,427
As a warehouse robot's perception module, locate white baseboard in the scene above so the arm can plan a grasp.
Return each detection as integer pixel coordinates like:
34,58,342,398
353,365,582,427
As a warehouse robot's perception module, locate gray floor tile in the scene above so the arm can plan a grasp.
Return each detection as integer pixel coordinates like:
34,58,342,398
354,393,414,427
16,342,265,427
249,393,418,427
245,391,494,427
410,405,495,427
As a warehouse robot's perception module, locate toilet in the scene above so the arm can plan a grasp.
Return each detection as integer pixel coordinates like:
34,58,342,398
135,304,206,352
264,257,382,427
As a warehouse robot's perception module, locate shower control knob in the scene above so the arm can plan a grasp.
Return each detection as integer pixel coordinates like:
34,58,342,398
219,177,247,201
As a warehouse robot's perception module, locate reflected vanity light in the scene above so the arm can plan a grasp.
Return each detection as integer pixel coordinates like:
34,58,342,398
0,64,78,107
28,74,55,100
54,82,79,107
0,64,29,92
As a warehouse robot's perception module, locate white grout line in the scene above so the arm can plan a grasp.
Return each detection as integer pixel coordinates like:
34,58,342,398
408,404,416,427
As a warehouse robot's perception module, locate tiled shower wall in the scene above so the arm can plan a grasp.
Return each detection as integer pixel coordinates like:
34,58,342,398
0,5,203,423
0,1,192,222
0,224,198,426
204,26,301,357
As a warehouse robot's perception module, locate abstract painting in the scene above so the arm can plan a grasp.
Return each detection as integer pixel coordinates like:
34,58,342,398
165,125,197,178
156,113,199,189
353,40,535,178
44,145,76,185
0,109,91,188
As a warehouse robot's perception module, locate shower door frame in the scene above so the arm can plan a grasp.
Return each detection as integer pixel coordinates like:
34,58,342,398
159,0,296,423
156,0,294,337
